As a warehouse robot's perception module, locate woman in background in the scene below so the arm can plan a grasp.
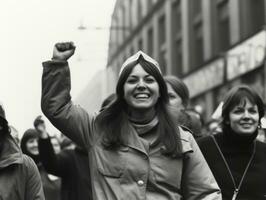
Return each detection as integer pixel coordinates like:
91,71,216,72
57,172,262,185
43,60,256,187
164,75,189,110
21,128,61,200
164,75,203,138
198,85,266,199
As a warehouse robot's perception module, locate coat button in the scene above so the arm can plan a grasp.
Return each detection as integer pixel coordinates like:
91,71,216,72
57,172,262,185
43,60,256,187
137,180,144,186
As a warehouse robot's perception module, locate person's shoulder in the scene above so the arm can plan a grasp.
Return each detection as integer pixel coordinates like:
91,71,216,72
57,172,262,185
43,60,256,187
256,140,266,151
21,154,37,168
178,126,195,153
179,125,193,134
179,126,193,140
197,134,213,143
13,154,39,180
56,148,75,161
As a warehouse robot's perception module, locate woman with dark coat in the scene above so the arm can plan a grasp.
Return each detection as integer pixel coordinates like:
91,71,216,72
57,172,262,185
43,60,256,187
34,115,93,200
0,104,44,200
21,128,61,200
41,42,221,200
198,85,266,200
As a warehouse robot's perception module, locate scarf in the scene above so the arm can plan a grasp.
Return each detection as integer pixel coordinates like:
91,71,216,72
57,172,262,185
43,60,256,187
129,116,159,135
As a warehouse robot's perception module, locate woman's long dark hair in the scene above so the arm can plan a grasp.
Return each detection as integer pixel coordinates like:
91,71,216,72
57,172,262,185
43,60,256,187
96,56,183,157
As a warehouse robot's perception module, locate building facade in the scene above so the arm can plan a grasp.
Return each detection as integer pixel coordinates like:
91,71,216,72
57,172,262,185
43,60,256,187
106,0,266,122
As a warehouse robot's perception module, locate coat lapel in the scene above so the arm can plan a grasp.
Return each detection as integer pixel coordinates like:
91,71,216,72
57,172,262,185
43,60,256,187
125,125,149,156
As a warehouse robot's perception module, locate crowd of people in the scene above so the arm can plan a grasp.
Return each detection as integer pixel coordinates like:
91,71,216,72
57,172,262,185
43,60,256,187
1,42,266,199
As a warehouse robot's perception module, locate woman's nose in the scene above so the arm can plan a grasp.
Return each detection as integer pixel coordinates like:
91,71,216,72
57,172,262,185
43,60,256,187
243,110,251,118
136,80,146,90
33,140,38,146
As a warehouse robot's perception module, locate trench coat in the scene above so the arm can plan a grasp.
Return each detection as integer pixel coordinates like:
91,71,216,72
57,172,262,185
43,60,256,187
41,60,222,200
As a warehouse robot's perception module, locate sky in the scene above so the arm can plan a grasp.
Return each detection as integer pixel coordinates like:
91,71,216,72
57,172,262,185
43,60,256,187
0,0,116,137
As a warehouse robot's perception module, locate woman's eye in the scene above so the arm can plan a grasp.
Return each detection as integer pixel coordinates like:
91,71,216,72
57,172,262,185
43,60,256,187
126,78,137,83
145,77,155,83
168,93,176,99
249,109,258,114
232,109,243,114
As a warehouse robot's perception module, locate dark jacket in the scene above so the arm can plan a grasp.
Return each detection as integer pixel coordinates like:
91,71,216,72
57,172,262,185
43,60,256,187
41,60,221,200
198,132,266,200
0,135,44,200
39,165,61,200
38,137,92,200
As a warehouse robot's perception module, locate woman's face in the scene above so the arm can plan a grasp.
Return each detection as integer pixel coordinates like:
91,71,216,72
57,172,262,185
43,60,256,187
26,138,39,155
229,98,259,136
166,83,183,109
123,64,160,111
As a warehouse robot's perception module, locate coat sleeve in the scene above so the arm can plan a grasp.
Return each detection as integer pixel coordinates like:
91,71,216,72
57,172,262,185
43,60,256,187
38,137,72,177
23,155,45,200
181,132,222,200
41,60,96,148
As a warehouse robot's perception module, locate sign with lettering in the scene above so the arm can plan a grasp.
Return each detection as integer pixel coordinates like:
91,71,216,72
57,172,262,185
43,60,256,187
184,58,225,97
226,30,266,80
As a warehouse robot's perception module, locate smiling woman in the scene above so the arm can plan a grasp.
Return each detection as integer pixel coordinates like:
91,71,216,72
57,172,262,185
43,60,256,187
198,85,266,200
229,98,260,136
41,42,222,200
123,64,160,112
21,129,61,200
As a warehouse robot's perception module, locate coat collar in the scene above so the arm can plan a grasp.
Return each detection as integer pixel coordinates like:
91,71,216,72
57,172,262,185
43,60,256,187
125,125,194,156
0,135,23,169
179,126,194,154
124,124,150,156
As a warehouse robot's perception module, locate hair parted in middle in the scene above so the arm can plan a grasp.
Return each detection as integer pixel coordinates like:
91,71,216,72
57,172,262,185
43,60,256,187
221,85,265,129
96,54,183,157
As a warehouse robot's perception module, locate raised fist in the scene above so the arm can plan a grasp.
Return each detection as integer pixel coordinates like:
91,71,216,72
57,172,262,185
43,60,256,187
34,115,46,133
52,42,76,61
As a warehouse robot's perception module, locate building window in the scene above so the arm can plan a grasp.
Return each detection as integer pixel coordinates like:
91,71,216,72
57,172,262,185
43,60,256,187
158,15,166,73
173,40,182,77
147,28,154,57
192,0,201,18
216,0,230,52
241,0,265,38
147,0,153,10
194,24,204,67
172,0,182,36
249,0,264,33
190,0,204,69
159,52,167,75
121,5,126,41
129,0,133,29
172,0,182,76
159,15,166,46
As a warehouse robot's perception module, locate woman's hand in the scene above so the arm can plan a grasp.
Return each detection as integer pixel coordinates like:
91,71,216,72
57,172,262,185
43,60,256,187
52,42,76,61
34,115,49,139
